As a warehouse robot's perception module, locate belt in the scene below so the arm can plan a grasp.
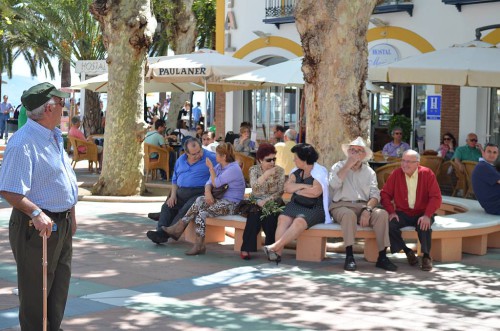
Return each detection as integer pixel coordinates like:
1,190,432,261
350,200,366,204
42,209,71,220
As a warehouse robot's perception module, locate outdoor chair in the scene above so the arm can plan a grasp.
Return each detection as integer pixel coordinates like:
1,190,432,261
375,162,401,190
372,151,385,161
235,152,255,184
144,143,173,182
420,155,443,176
437,160,454,195
449,161,468,197
463,161,478,199
68,136,99,172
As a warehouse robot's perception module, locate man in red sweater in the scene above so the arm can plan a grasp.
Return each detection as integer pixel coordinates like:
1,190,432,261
381,150,442,271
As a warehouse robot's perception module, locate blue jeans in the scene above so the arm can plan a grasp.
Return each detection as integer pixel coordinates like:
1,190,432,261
0,115,7,138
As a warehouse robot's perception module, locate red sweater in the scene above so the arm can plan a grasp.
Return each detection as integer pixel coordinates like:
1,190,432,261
381,166,442,217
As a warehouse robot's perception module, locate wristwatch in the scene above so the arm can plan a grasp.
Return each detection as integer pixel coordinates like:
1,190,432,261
31,209,42,218
363,206,373,213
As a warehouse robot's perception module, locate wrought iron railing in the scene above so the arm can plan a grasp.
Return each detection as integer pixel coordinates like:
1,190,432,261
373,0,414,16
264,0,296,19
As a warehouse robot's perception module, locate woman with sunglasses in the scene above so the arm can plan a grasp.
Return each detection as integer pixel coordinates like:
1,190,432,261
437,132,457,160
239,144,285,260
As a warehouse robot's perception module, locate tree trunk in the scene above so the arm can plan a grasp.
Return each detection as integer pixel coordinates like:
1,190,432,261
166,0,197,130
90,0,156,196
295,0,379,168
61,57,72,88
83,90,102,136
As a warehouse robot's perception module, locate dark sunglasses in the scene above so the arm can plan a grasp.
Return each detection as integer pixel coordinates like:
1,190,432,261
469,139,478,142
393,132,402,135
443,137,451,141
264,157,276,163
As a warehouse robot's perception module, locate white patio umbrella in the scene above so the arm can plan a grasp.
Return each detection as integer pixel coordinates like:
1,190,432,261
224,56,392,94
69,73,203,93
368,40,500,88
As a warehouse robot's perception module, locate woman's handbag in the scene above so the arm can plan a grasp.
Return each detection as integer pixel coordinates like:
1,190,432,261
291,193,317,208
234,200,261,217
211,184,229,199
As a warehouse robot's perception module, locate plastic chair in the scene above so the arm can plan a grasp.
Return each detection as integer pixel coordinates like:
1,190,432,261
463,161,478,199
68,136,99,172
375,162,401,190
420,155,443,176
144,143,172,182
234,152,255,184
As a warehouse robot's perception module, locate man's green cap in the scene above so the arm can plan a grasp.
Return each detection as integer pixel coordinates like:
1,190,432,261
21,82,70,111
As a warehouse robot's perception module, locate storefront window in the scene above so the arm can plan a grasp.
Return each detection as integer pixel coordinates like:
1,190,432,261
490,88,500,145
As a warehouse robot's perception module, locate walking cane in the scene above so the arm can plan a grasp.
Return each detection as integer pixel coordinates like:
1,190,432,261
42,231,48,331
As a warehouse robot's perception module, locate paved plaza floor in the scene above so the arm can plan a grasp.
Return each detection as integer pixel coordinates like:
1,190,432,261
0,163,499,330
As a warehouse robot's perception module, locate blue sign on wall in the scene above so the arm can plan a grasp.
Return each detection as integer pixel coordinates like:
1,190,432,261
426,95,441,120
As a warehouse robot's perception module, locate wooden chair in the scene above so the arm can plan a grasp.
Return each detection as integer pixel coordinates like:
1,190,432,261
234,152,255,183
68,136,99,172
449,161,468,197
437,160,454,195
372,151,385,161
420,155,443,176
463,161,478,199
144,143,173,182
375,162,401,190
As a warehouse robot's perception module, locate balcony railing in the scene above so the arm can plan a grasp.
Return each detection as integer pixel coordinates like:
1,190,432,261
263,0,296,28
442,0,500,12
373,0,414,16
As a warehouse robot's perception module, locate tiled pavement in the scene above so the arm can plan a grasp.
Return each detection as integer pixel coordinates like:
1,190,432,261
0,165,499,330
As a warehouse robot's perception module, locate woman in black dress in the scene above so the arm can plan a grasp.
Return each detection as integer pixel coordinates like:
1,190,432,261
263,144,330,264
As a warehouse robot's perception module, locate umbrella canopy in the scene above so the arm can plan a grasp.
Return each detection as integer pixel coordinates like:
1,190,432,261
368,40,500,88
225,56,392,94
69,73,203,93
147,51,263,88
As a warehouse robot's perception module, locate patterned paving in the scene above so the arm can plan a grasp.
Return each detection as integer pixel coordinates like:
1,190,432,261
1,199,499,330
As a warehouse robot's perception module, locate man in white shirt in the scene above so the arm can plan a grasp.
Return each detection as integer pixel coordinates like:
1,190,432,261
329,137,397,272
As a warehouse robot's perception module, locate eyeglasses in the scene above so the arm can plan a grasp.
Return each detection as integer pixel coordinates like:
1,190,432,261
393,132,402,135
401,159,418,164
469,139,478,142
264,157,276,163
49,97,65,107
443,137,451,141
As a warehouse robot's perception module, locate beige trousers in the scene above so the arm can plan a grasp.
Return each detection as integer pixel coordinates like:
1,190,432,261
329,201,390,251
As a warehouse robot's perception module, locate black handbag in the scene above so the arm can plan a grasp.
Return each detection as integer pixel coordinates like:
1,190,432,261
292,193,317,208
234,200,261,217
211,184,229,199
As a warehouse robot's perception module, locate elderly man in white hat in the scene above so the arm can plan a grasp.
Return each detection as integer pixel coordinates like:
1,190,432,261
329,137,397,272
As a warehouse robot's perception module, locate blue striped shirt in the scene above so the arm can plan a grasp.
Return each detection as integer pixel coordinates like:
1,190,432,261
0,119,78,212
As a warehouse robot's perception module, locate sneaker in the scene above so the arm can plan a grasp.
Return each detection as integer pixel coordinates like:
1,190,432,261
344,256,357,271
405,250,419,266
147,212,160,221
376,257,398,271
421,256,433,271
146,231,168,244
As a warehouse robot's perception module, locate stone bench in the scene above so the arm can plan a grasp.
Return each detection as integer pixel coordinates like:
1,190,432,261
296,197,500,262
183,197,500,263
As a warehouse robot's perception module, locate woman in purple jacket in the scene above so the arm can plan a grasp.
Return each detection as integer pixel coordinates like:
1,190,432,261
163,142,245,255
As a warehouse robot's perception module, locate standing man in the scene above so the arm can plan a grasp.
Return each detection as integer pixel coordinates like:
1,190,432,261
329,137,397,272
381,150,442,271
275,128,297,176
146,137,217,244
453,132,483,174
192,101,202,129
472,143,500,215
0,94,14,141
0,83,77,330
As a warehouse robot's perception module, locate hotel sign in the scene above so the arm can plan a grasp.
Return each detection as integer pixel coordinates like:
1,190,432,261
368,44,400,67
75,60,108,74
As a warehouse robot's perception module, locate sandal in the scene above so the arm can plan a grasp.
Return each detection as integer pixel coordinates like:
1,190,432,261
263,246,281,265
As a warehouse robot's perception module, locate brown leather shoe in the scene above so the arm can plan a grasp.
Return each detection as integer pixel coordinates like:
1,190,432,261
421,256,433,271
405,250,418,266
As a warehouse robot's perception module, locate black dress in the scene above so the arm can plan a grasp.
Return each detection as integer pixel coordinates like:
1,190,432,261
281,169,325,228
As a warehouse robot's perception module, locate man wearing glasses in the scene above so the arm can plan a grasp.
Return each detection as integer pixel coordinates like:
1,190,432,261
381,150,442,271
452,133,483,174
329,137,397,272
382,127,410,157
0,83,77,330
146,137,217,244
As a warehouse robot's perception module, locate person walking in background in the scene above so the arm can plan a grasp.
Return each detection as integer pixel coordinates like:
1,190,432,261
381,150,442,271
0,94,14,142
192,102,202,129
382,127,410,158
0,83,77,330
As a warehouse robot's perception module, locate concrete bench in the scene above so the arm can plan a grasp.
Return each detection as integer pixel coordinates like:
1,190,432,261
296,197,500,262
